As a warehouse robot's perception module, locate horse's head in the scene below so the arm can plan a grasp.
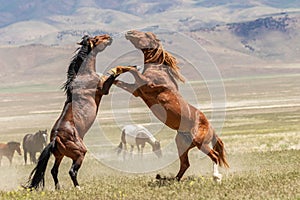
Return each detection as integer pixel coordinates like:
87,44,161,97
8,142,22,156
125,30,160,50
153,141,162,158
79,34,112,54
125,30,185,83
37,129,48,146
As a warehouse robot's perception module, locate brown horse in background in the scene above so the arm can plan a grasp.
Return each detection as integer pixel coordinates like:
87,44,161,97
115,30,229,182
0,141,21,166
24,34,133,190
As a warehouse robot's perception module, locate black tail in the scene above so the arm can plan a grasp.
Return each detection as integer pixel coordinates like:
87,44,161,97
23,141,54,190
116,142,123,155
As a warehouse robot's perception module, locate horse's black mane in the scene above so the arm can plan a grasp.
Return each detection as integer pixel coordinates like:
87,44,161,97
62,35,92,99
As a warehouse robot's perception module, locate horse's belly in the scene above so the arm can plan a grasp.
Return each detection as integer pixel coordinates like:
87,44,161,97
124,134,136,146
149,95,192,130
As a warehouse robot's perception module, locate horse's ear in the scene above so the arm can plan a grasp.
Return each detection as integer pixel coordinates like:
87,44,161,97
88,38,94,49
77,35,90,46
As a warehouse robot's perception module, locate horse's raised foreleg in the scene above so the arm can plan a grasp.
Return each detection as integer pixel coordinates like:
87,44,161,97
175,132,195,181
127,68,149,84
114,81,139,96
114,68,149,96
51,154,64,190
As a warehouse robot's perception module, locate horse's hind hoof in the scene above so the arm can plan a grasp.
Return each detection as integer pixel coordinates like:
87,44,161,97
156,174,161,180
75,185,82,190
213,173,222,184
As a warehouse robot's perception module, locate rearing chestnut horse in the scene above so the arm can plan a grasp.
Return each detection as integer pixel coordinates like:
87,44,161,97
115,30,229,182
24,34,132,190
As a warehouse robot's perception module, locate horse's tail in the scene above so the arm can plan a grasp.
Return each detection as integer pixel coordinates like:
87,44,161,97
212,132,229,168
116,130,126,155
23,140,55,190
116,142,123,155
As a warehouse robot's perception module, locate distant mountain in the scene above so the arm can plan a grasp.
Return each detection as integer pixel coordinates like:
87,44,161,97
0,0,299,85
190,13,300,61
0,0,182,28
192,0,300,9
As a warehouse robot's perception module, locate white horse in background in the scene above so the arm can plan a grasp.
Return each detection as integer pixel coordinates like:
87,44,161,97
117,125,162,159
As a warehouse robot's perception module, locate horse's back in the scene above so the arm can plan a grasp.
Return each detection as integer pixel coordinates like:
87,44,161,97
0,143,6,151
0,143,9,156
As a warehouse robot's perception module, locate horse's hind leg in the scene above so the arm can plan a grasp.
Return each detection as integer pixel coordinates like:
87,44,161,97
175,132,194,181
200,143,222,183
69,154,85,188
51,154,63,190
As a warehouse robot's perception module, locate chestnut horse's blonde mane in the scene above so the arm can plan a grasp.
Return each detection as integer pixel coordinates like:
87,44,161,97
145,46,185,83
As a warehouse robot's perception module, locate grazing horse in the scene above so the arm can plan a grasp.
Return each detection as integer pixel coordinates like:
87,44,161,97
23,130,48,164
114,30,229,182
0,141,22,166
117,124,162,159
24,34,133,190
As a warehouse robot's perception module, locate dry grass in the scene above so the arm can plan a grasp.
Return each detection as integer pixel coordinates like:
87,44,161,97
0,73,299,199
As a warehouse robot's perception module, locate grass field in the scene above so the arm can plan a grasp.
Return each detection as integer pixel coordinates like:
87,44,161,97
0,73,299,199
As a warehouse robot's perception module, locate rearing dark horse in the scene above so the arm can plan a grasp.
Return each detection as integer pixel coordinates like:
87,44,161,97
24,34,133,190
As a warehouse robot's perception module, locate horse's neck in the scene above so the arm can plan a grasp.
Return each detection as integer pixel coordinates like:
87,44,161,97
142,48,178,87
146,137,156,147
142,63,179,91
142,131,156,146
79,54,97,75
143,48,164,65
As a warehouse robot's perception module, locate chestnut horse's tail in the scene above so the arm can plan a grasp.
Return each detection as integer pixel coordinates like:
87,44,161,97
23,140,55,190
212,132,229,168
